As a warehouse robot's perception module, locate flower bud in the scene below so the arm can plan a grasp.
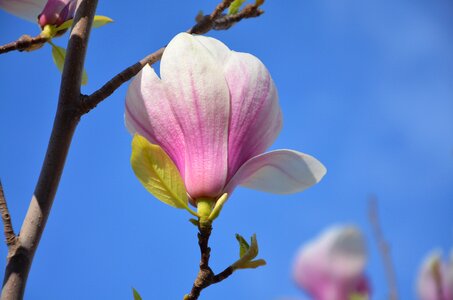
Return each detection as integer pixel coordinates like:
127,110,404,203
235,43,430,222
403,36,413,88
38,0,78,27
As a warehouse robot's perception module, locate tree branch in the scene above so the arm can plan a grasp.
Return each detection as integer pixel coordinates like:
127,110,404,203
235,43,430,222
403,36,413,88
0,34,49,55
184,224,236,300
0,181,16,247
81,0,264,114
1,1,98,299
1,1,265,298
368,197,399,300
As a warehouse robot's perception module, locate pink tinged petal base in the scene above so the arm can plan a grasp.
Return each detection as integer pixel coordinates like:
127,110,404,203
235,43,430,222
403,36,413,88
159,33,230,199
125,65,186,174
0,0,47,22
225,150,326,195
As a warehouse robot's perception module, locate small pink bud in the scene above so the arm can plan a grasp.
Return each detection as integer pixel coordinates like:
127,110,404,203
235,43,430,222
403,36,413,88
38,0,78,27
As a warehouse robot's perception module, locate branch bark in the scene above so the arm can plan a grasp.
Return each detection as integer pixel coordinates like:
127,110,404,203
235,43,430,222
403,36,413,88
0,181,16,247
368,197,399,300
1,0,98,299
184,224,236,300
0,34,49,54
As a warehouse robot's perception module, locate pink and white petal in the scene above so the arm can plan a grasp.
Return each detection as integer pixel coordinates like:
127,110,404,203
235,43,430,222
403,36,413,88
225,150,326,194
125,65,186,173
417,250,453,300
293,226,368,300
0,0,46,22
327,226,367,281
223,52,282,180
191,36,283,181
160,33,230,199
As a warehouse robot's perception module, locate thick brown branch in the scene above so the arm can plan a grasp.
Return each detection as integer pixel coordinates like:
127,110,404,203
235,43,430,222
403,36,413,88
0,181,16,247
1,1,98,299
368,197,399,300
0,34,49,55
82,2,264,113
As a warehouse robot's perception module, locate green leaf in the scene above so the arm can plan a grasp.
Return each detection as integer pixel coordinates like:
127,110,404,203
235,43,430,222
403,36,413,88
50,42,88,85
235,234,250,258
132,288,142,300
231,234,262,270
55,19,74,31
50,43,65,72
239,259,267,269
92,15,113,28
228,0,246,14
131,134,191,211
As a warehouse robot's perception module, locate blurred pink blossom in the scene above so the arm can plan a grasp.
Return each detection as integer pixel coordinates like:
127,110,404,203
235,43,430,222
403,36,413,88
417,250,453,300
125,32,326,204
293,226,370,300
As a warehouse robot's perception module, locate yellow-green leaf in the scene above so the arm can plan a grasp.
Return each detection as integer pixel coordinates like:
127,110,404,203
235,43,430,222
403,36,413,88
50,42,88,85
55,19,73,31
228,0,246,15
93,15,113,28
242,259,266,269
131,134,189,210
132,288,142,300
235,234,250,258
349,293,368,300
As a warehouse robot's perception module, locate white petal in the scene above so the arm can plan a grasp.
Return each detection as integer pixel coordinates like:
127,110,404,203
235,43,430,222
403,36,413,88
0,0,46,22
225,149,326,194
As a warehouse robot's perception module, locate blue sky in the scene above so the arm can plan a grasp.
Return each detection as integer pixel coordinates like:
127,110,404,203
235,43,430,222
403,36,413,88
1,0,452,299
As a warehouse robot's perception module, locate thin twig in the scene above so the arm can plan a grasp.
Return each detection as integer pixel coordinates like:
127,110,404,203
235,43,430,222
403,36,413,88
368,197,399,300
210,0,235,19
81,1,264,113
0,34,49,55
184,224,236,300
0,181,16,247
80,47,165,114
1,1,98,299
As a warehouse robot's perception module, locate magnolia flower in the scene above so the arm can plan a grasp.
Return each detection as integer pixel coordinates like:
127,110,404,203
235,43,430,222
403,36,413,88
0,0,78,27
126,32,326,205
38,0,78,27
293,226,370,300
417,250,453,300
